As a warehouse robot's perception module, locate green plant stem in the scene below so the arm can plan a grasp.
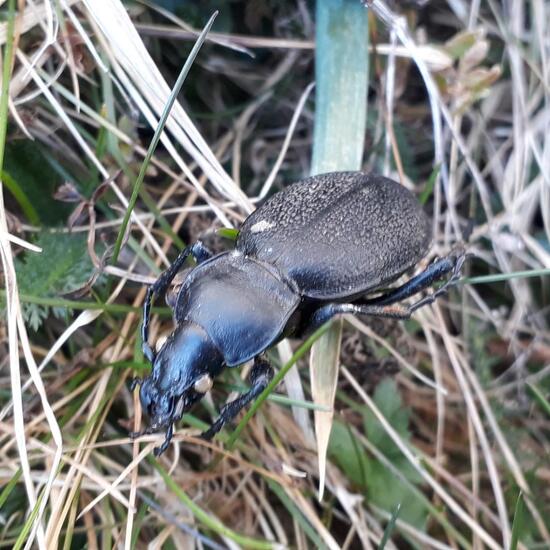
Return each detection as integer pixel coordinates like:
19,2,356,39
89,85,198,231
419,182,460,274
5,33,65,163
527,384,550,417
0,289,170,315
0,0,16,173
150,459,274,549
460,268,550,285
111,11,217,263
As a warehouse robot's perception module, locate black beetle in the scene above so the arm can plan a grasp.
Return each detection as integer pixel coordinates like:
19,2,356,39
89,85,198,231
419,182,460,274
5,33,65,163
131,171,464,455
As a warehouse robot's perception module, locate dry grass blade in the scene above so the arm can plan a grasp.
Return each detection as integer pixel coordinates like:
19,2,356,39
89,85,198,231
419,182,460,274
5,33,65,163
1,1,549,548
83,0,252,214
341,367,501,550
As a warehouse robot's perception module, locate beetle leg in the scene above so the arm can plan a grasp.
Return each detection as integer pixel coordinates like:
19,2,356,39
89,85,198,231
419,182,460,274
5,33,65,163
142,286,157,361
141,241,212,360
200,358,274,440
304,302,412,334
153,423,174,456
302,251,466,335
364,251,465,307
304,252,465,333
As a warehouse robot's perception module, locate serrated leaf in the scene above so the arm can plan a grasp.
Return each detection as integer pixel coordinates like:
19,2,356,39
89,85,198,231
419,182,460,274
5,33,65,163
13,232,98,329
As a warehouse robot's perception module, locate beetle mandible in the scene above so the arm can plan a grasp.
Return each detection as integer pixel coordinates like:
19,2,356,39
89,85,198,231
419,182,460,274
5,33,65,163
131,171,464,455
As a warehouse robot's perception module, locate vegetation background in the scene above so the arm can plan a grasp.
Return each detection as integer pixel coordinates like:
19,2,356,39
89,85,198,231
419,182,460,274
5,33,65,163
0,0,548,548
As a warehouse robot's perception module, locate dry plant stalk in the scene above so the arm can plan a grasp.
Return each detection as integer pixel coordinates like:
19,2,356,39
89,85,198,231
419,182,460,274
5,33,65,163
0,1,548,549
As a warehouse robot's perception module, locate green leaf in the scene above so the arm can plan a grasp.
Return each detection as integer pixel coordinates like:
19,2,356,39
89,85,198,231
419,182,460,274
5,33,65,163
443,29,481,60
13,232,99,329
364,379,410,455
368,461,426,529
3,141,71,225
310,0,370,501
419,164,440,205
510,492,526,550
329,421,371,488
216,227,240,240
364,379,427,529
1,170,40,224
378,504,401,549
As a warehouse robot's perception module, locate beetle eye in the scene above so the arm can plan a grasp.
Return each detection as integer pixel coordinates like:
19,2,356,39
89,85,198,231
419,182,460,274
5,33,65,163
193,374,213,394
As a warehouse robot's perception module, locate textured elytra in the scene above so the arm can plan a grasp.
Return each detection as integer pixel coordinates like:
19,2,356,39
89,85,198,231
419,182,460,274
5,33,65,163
238,172,432,299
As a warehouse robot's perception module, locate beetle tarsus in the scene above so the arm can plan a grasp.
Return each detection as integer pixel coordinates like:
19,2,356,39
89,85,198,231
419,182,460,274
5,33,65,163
153,423,174,456
409,251,465,314
129,377,142,392
201,358,274,440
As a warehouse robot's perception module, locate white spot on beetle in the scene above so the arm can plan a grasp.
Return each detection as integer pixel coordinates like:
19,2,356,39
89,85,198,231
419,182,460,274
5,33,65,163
250,220,274,233
155,334,168,352
194,374,213,394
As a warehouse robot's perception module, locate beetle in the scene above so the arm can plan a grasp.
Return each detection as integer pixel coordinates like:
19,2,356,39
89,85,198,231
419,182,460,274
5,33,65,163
130,171,464,455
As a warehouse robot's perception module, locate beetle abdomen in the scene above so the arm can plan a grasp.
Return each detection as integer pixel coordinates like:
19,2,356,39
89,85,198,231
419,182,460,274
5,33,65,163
237,172,432,299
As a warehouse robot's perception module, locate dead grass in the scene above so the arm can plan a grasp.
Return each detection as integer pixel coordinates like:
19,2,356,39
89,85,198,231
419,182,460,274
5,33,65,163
0,1,549,548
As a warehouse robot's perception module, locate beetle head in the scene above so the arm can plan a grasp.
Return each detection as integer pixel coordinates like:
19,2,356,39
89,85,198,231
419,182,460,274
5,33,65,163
131,321,223,454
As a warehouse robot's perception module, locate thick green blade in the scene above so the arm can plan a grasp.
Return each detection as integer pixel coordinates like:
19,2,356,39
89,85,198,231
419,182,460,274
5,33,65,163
310,0,369,500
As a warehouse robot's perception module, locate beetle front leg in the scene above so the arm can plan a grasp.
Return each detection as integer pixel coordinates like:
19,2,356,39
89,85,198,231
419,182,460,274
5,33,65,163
141,241,212,360
201,358,274,440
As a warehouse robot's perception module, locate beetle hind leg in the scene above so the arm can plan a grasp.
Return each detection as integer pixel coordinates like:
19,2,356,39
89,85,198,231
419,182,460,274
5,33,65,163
200,358,274,440
304,251,465,332
364,250,465,307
